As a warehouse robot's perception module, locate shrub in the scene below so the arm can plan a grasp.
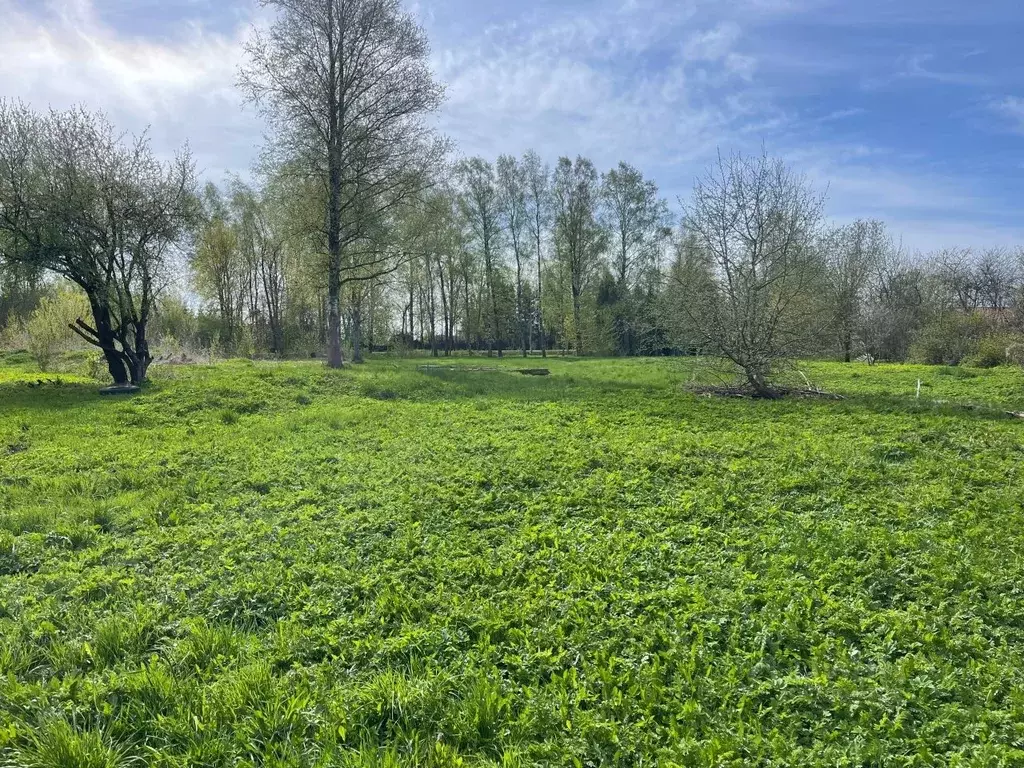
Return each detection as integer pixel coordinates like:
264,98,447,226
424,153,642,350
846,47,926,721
969,334,1024,369
1007,343,1024,368
153,294,199,349
910,313,987,366
25,288,91,372
0,322,29,354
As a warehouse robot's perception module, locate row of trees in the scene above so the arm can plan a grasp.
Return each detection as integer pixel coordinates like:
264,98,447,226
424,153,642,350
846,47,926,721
179,148,1024,394
2,0,1023,394
177,150,672,361
5,122,1022,394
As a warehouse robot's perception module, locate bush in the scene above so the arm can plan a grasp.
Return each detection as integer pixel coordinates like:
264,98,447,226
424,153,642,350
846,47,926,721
1007,343,1024,368
153,294,199,348
969,334,1024,369
25,288,91,372
910,313,987,366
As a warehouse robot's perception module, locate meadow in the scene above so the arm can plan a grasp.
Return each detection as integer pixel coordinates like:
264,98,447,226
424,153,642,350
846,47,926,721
1,353,1024,766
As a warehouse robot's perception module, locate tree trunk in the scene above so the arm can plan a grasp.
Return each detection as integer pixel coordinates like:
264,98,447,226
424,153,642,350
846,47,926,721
486,253,502,358
325,2,344,370
79,304,131,386
131,320,152,385
746,368,779,399
352,304,364,364
102,349,130,386
327,267,343,368
516,257,527,358
572,288,583,357
537,233,546,359
325,148,344,367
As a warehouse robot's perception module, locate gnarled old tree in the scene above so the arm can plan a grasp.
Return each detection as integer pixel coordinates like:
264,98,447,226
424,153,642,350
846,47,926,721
682,150,826,397
240,0,446,369
0,102,197,386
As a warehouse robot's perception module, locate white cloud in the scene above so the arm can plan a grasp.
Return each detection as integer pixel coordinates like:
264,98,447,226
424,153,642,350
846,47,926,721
775,142,1022,251
684,23,742,62
432,0,768,174
0,0,1015,254
0,0,262,178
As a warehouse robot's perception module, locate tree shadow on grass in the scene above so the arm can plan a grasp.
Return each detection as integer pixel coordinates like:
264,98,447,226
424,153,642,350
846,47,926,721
0,381,120,413
408,368,1023,422
409,367,667,404
833,393,1024,424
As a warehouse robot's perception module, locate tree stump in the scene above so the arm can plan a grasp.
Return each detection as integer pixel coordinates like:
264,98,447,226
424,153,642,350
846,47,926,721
99,384,141,396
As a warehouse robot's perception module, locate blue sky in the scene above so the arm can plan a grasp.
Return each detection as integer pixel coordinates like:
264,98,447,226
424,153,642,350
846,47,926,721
1,0,1022,250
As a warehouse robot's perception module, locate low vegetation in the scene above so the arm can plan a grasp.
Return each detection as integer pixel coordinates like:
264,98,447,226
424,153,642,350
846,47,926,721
2,355,1024,766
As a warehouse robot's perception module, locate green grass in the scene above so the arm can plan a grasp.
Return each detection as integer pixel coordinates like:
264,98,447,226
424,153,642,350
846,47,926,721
2,355,1024,766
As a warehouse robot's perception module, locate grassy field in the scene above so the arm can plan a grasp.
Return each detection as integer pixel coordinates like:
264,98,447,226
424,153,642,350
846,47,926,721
2,354,1024,766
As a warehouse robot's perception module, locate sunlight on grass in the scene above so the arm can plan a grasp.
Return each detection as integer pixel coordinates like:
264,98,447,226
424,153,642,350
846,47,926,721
1,356,1023,764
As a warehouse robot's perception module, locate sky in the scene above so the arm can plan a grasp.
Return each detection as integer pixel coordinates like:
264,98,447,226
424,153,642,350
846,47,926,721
0,0,1022,251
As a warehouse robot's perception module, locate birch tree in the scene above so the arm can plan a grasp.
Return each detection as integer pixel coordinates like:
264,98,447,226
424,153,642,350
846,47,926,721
600,162,670,355
497,154,530,356
553,156,606,356
457,158,504,356
523,150,551,356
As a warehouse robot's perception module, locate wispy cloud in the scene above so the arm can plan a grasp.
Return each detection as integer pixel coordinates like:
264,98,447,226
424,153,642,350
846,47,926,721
816,108,867,123
991,96,1024,133
862,52,991,91
0,0,1019,252
433,0,770,172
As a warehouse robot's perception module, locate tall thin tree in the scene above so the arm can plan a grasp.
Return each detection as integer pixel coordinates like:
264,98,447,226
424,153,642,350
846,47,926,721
240,0,445,368
497,155,530,357
523,150,551,357
457,158,504,357
600,162,669,355
553,156,606,356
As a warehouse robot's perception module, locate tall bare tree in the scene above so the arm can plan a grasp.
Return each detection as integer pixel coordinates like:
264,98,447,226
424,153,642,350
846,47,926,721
975,247,1018,313
600,162,670,355
0,102,197,386
457,158,504,356
822,219,889,362
239,0,445,368
682,150,826,397
523,150,551,357
497,155,530,356
932,247,980,314
553,156,606,356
